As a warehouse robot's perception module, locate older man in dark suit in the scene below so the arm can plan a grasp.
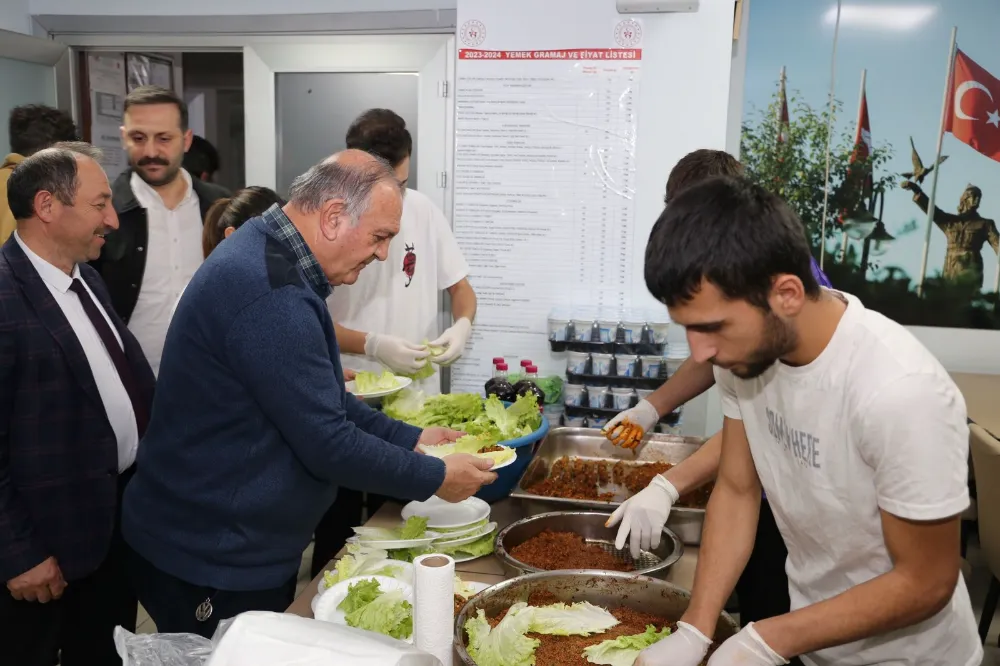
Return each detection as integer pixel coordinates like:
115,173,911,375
0,142,155,665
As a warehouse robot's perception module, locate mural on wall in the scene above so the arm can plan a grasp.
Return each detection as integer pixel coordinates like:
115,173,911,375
742,0,1000,329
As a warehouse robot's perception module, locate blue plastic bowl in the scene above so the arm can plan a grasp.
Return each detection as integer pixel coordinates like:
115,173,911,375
475,416,550,503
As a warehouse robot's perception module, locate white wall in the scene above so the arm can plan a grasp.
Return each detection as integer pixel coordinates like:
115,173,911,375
30,0,453,15
0,0,31,34
0,56,56,154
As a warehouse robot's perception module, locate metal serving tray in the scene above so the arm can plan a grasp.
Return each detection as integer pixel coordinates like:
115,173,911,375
495,511,683,579
510,427,707,545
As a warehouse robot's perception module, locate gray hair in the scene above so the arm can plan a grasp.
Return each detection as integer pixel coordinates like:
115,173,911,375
6,141,104,221
286,153,402,223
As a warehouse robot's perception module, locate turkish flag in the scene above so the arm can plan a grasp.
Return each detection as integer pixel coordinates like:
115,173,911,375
945,48,1000,162
849,88,873,198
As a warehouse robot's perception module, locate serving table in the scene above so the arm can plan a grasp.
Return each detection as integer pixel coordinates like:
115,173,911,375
286,497,699,618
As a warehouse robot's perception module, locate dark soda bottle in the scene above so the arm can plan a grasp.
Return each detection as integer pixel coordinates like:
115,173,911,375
485,363,516,402
513,365,546,405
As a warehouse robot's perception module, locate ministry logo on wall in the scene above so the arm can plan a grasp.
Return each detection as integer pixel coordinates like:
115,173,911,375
460,20,487,47
741,1,1000,330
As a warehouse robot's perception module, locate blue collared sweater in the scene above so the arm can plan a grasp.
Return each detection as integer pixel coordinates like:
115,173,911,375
122,211,445,591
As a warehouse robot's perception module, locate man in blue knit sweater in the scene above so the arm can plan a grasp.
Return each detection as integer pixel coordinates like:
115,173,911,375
121,150,496,637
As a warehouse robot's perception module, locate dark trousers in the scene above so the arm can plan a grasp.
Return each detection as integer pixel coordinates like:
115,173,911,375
735,496,802,665
310,489,389,578
126,545,296,640
0,469,137,666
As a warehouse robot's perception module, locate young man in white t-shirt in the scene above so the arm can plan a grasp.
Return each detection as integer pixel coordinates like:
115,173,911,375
328,109,476,393
313,109,478,578
632,176,980,666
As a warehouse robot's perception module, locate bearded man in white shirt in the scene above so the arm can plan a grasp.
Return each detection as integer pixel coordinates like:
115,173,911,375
92,86,229,375
312,109,478,578
631,176,980,666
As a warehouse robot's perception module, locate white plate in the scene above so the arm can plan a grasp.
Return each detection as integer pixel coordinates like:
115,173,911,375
432,522,498,549
429,521,491,540
313,575,414,643
401,496,491,529
347,531,442,550
417,443,517,470
316,560,415,597
345,375,412,399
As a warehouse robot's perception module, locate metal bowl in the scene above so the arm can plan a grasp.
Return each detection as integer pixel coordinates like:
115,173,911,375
495,511,683,579
454,570,739,665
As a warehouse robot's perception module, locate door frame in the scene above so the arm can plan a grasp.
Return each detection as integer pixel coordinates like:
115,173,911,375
243,34,453,198
56,33,456,215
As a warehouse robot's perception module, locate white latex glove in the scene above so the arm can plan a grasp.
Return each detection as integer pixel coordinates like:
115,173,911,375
604,399,659,446
605,473,679,558
428,317,472,365
363,332,430,374
635,621,712,666
708,623,789,665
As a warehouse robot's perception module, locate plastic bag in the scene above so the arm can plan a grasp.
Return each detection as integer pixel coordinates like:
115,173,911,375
207,611,442,666
115,612,441,666
114,618,236,666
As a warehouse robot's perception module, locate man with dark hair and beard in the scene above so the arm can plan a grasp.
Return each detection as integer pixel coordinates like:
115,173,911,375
631,176,979,666
92,86,228,374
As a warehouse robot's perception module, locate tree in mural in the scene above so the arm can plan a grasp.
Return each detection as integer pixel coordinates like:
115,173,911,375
739,92,896,255
740,88,1000,329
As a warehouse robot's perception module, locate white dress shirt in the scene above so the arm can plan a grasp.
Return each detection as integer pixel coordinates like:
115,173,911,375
14,232,139,471
128,169,203,375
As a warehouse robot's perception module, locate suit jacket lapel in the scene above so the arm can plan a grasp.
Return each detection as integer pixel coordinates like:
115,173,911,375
2,238,105,413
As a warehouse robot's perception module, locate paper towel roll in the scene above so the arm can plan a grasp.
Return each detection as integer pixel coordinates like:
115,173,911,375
413,554,456,666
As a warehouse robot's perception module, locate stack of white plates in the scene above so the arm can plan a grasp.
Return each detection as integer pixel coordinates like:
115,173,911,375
401,496,498,563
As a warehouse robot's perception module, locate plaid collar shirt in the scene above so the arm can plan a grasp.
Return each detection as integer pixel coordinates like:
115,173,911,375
261,204,332,299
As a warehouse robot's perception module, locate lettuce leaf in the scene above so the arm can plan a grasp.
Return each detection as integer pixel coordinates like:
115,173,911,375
354,370,400,393
527,601,619,636
455,576,478,599
400,363,436,380
382,389,428,421
465,603,539,666
355,516,428,543
344,587,413,640
400,515,428,540
437,530,496,559
582,625,671,666
421,433,516,467
337,578,383,614
382,391,543,443
321,543,412,589
387,546,429,563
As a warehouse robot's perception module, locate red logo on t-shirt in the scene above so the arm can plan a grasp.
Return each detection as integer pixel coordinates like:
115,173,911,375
402,243,416,287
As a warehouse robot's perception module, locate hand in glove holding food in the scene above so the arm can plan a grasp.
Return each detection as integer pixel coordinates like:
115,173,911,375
363,332,430,375
428,317,472,365
603,398,660,449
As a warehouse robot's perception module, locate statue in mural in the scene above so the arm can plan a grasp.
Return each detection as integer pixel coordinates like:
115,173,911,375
901,180,1000,287
901,136,948,184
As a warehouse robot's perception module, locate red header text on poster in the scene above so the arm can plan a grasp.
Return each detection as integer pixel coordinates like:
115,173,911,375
458,49,643,60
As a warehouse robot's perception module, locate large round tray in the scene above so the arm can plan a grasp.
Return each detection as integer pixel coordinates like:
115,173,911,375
453,571,738,665
495,511,683,579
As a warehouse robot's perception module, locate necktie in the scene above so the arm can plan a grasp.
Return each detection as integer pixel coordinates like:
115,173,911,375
68,279,149,437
